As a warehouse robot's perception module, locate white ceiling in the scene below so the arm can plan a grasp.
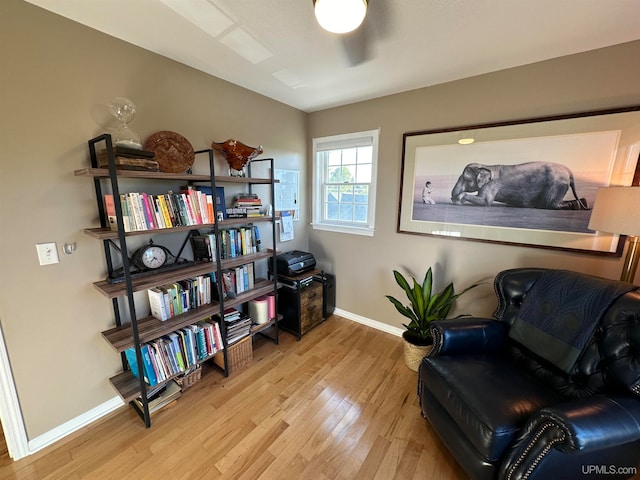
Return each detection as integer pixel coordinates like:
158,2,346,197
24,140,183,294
25,0,640,113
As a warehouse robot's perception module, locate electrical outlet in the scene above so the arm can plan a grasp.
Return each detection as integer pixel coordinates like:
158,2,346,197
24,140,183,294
36,242,59,266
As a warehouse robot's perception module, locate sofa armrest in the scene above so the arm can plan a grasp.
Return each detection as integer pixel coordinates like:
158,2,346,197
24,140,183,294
501,395,640,479
428,318,505,357
540,395,640,452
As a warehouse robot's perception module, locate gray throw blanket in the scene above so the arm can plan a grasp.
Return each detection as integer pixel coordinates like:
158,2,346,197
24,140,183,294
508,270,635,373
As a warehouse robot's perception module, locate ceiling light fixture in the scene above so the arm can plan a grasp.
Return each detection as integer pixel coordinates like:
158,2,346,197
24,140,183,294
458,138,475,145
313,0,367,34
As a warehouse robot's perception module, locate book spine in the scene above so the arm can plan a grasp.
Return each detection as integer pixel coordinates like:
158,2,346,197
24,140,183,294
253,225,262,252
247,262,254,289
130,193,145,230
146,344,164,382
148,287,170,321
141,193,156,230
157,195,173,228
206,194,214,224
180,193,195,225
187,189,202,224
153,197,166,229
141,345,158,386
103,194,118,231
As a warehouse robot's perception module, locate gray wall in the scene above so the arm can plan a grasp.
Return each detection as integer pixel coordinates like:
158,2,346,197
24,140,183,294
307,40,640,328
0,0,307,439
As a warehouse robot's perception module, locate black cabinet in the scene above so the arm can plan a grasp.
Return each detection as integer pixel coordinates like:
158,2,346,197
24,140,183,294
314,272,335,319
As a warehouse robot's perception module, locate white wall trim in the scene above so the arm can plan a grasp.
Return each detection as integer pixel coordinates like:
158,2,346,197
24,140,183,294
1,319,124,460
334,308,404,337
0,322,29,460
28,396,123,455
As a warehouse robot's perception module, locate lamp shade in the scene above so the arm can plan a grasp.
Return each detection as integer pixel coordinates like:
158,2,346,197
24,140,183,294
588,186,640,236
314,0,367,34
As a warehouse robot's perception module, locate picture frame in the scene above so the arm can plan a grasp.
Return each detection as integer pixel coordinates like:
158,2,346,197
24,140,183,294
398,106,640,255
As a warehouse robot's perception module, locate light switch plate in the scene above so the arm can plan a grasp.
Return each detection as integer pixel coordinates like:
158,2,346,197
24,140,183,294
36,242,59,266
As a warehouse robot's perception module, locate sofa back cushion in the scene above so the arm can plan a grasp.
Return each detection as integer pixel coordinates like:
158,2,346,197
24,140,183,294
493,268,640,399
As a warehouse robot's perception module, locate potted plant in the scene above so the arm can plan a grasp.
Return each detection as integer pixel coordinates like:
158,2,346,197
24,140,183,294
386,267,481,371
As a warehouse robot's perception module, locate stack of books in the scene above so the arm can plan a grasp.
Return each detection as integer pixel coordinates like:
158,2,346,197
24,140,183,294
98,146,159,172
227,193,263,218
134,381,182,415
219,308,252,345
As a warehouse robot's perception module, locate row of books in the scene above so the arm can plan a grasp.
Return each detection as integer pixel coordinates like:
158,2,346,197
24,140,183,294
227,193,264,218
190,225,263,263
216,308,252,345
214,263,255,300
147,275,212,321
125,319,224,386
104,186,215,232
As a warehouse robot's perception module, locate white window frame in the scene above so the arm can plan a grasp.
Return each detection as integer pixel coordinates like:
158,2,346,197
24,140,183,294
312,129,379,236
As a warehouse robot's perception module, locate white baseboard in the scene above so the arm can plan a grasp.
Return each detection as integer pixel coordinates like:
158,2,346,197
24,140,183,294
334,308,404,337
28,396,123,455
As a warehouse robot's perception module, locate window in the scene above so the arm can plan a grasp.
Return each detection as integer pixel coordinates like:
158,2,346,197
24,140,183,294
312,129,379,236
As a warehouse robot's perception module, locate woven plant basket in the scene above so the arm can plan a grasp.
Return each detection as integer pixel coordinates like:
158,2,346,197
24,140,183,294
402,333,433,372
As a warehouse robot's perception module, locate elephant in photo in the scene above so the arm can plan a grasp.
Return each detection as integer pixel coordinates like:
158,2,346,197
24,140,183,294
450,161,588,209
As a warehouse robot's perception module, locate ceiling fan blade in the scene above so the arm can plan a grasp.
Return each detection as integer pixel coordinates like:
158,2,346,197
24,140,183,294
337,0,392,66
340,26,371,66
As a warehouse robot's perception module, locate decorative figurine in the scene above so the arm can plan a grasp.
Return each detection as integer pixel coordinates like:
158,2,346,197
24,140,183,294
211,139,263,177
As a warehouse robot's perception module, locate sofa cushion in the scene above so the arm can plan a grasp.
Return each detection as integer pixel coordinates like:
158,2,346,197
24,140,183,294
420,354,562,462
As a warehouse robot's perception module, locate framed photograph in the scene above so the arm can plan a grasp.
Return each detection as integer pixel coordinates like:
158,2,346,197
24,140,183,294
398,106,640,255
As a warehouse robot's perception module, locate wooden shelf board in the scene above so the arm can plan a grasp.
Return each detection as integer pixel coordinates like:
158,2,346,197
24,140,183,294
250,317,278,336
101,277,279,351
109,352,223,403
93,262,219,298
83,224,215,240
220,216,277,226
83,218,276,240
220,251,273,270
221,278,279,311
102,303,221,352
74,168,277,184
93,252,274,298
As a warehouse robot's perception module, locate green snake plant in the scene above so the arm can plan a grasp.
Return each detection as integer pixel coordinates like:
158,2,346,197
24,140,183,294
386,268,482,343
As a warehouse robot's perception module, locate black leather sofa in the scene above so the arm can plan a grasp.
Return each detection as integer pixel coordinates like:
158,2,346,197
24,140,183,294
418,268,640,480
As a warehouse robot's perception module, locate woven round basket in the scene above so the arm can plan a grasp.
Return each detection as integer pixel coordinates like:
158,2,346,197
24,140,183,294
403,337,433,372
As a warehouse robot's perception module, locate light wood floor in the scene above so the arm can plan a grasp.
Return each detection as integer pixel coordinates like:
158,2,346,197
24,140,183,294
0,316,466,480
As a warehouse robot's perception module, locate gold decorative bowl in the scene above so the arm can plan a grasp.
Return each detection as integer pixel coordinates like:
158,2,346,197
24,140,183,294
211,139,263,176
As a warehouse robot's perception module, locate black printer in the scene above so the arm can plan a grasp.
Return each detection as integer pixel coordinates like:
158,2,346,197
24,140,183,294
270,250,316,276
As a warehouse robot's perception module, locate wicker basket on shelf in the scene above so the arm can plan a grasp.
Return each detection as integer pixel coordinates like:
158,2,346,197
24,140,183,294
214,336,253,373
176,365,202,392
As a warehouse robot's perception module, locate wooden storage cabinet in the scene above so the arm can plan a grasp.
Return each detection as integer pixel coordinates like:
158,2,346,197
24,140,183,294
77,133,279,427
278,270,324,339
299,281,323,334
